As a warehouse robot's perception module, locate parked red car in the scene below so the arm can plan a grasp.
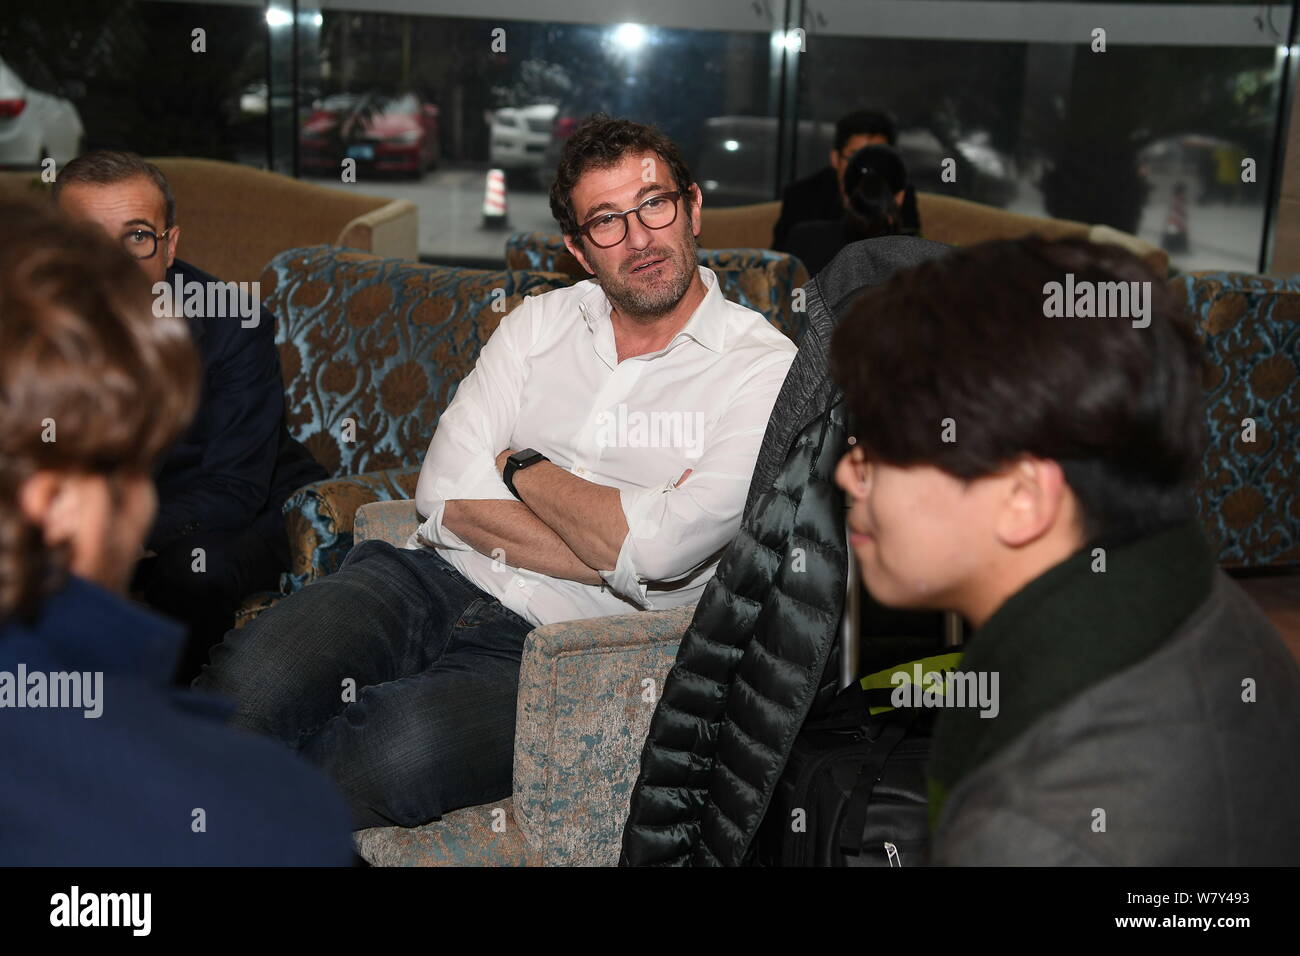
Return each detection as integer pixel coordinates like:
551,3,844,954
299,92,440,178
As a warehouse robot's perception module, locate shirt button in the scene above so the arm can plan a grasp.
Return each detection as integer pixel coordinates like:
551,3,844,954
576,467,586,476
515,579,527,589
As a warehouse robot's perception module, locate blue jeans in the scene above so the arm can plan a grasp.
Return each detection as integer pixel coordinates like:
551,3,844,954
193,539,534,829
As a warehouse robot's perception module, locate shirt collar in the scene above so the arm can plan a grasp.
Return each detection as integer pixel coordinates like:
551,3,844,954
578,264,728,357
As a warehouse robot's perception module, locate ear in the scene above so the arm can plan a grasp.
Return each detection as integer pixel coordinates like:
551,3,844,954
893,189,906,208
828,147,841,171
18,471,79,549
687,183,703,237
165,223,181,269
562,233,595,276
993,456,1070,549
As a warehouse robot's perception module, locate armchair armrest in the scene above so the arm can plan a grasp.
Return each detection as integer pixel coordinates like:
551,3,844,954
355,498,422,548
338,199,419,262
344,494,699,865
513,603,695,866
281,467,419,593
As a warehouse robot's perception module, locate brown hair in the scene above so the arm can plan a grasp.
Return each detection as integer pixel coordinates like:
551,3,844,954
830,235,1207,542
52,150,176,228
0,200,199,622
548,114,695,243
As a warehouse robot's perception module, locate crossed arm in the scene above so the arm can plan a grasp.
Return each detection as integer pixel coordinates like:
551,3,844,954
414,295,783,604
441,488,608,587
441,450,690,588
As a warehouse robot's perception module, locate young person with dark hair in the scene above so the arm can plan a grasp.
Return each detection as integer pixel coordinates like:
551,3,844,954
0,200,351,864
195,115,796,829
829,236,1300,865
783,144,912,276
52,150,327,683
772,108,921,250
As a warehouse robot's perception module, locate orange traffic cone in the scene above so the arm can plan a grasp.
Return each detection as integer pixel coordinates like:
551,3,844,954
482,168,508,230
1161,181,1189,254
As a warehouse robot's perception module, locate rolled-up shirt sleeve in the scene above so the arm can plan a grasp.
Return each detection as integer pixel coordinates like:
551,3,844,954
599,350,793,605
412,297,534,550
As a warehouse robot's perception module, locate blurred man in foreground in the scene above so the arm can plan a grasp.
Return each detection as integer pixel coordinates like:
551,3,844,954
0,200,351,864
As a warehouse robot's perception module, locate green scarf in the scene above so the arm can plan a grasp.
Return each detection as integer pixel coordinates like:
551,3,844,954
927,518,1214,829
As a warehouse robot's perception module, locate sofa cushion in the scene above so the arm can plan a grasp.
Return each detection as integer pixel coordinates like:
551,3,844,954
262,245,572,476
154,159,416,287
504,231,586,277
1177,272,1300,568
698,201,782,250
280,467,420,592
915,191,1090,246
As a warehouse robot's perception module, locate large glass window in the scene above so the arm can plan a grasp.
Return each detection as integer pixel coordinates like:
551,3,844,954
797,2,1288,272
3,0,1296,273
0,0,268,165
285,9,782,260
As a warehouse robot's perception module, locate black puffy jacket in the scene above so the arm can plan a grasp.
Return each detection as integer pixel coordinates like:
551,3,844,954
620,236,952,866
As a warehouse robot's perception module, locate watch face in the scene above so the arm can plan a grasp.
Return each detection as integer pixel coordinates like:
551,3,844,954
510,449,543,468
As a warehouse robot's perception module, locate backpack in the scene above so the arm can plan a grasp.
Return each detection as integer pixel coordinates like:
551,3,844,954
752,651,962,867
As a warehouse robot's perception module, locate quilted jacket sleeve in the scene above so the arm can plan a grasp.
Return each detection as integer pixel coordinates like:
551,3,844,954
619,290,844,865
620,236,955,867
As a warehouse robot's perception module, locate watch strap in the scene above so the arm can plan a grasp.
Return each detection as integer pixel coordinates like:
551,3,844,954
504,449,548,499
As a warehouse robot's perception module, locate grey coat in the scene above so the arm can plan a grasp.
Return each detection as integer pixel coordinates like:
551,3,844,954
933,571,1300,865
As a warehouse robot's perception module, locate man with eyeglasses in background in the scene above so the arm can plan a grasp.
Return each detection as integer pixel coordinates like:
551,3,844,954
194,114,797,830
54,150,326,684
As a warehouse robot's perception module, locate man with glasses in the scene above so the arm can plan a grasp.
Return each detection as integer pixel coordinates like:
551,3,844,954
54,150,326,684
195,114,797,830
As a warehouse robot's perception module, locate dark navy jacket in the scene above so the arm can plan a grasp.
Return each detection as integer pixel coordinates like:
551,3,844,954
0,576,353,865
149,259,326,552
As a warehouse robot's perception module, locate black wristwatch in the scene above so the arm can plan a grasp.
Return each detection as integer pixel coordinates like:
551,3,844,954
503,448,549,499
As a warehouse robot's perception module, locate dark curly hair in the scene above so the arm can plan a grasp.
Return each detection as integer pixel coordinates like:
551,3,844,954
549,114,696,243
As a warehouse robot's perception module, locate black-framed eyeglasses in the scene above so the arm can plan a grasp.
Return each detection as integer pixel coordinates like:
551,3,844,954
578,191,682,249
121,226,173,260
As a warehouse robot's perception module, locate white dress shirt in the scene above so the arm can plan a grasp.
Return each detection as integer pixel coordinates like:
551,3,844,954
408,265,797,627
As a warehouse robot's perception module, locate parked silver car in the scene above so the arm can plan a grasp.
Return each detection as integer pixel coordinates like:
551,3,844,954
488,103,557,181
0,57,83,169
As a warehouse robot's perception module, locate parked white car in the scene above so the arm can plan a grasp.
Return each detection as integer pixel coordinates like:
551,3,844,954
0,57,84,168
488,103,557,177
